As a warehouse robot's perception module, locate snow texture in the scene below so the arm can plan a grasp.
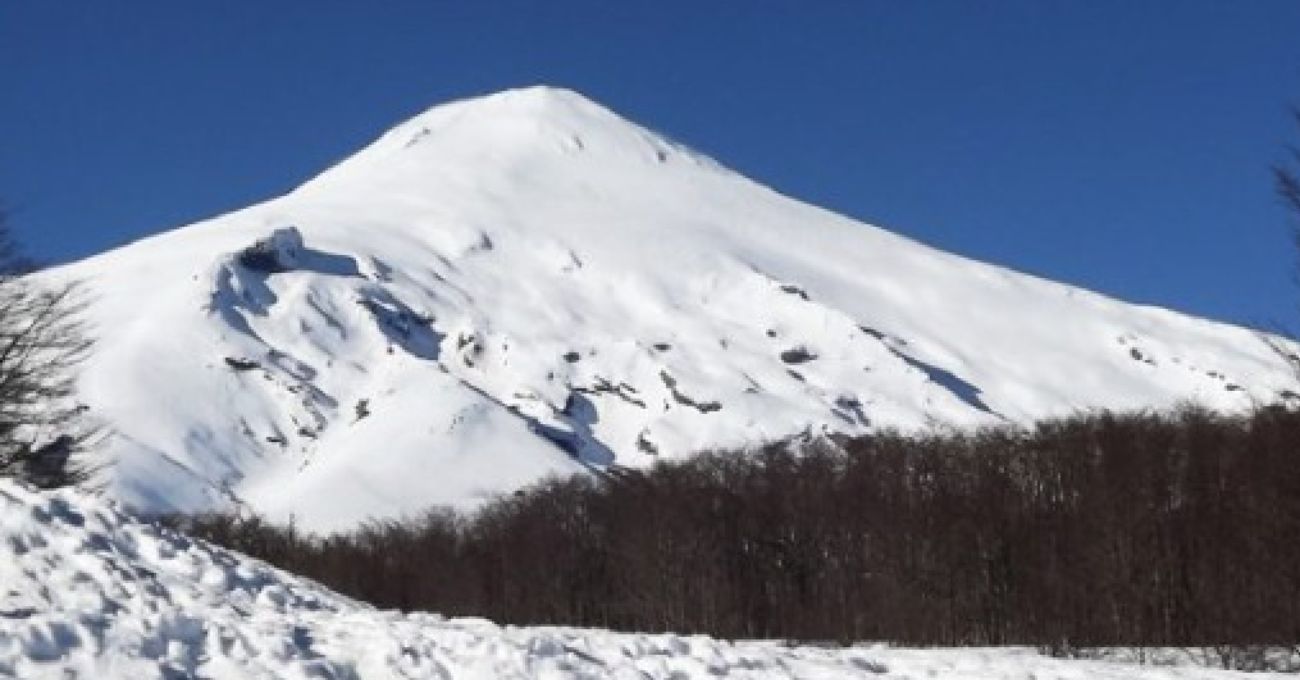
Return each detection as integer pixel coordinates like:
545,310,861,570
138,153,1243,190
0,480,1283,679
38,86,1300,531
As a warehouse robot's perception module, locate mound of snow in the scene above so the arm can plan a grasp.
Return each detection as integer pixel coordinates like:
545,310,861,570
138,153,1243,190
39,85,1299,531
0,480,1280,679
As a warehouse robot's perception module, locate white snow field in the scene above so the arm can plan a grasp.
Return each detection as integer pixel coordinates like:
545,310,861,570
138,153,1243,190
0,480,1285,680
40,86,1297,531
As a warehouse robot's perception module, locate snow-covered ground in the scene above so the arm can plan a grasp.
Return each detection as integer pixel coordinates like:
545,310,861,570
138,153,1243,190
38,86,1298,531
1,480,1284,680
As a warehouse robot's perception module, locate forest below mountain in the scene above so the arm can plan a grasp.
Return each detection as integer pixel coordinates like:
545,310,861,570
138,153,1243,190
172,404,1300,649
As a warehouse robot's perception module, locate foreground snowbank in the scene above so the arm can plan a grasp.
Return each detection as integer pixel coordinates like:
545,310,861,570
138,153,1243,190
0,481,1284,679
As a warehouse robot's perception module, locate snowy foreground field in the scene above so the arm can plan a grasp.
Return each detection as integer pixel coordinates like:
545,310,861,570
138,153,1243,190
0,481,1287,679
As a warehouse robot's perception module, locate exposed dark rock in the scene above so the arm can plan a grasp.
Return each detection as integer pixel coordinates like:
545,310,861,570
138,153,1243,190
563,351,582,363
780,347,817,364
859,326,886,341
834,395,870,427
860,325,911,348
1130,349,1154,366
693,400,722,413
779,284,810,301
658,370,721,413
636,430,659,455
224,357,260,372
573,377,646,408
237,230,300,273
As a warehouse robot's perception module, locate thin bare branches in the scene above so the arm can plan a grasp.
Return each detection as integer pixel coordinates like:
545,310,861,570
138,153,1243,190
0,213,95,487
1276,108,1300,227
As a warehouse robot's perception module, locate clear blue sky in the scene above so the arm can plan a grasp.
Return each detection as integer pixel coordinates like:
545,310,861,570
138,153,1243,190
2,2,1299,329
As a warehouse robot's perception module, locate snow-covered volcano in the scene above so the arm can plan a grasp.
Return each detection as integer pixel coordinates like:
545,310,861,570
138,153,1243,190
47,86,1295,531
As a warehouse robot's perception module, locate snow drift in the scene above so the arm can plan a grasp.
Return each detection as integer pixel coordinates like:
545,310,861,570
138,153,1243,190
40,86,1298,531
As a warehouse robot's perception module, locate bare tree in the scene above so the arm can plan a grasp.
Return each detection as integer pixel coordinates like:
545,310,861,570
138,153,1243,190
0,208,94,487
1260,108,1300,376
1277,108,1300,233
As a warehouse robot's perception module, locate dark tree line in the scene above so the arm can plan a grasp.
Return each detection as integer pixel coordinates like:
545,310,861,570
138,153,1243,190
177,405,1300,648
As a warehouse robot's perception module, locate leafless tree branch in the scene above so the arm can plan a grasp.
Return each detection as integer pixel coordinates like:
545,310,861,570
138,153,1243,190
0,209,96,487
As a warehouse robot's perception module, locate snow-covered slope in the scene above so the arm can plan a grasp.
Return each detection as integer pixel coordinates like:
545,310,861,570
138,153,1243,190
45,86,1296,531
1,480,1282,679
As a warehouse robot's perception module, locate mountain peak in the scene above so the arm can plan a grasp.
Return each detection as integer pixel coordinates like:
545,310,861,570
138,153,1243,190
298,85,712,194
472,84,603,109
406,85,615,129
